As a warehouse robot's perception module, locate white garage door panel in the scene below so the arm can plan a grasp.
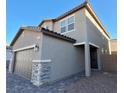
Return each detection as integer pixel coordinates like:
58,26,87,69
14,49,34,80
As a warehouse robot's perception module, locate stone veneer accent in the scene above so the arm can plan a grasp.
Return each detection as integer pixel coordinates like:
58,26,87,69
8,53,15,73
31,60,51,86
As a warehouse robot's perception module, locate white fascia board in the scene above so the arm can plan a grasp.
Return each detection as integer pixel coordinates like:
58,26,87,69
32,60,51,63
85,9,110,40
13,44,36,52
89,42,100,48
73,42,100,48
73,42,86,46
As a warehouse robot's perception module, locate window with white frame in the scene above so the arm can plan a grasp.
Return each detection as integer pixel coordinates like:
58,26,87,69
68,16,75,31
60,16,75,33
60,20,66,33
44,25,49,29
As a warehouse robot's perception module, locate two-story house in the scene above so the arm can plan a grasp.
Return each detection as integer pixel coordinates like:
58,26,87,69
9,1,113,86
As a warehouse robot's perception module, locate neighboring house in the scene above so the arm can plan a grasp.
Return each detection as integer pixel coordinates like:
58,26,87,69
6,46,13,69
9,1,116,86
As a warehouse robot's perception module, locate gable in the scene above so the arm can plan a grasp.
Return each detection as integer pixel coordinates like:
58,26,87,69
40,21,53,31
38,2,110,40
84,3,110,40
11,27,76,47
12,30,43,50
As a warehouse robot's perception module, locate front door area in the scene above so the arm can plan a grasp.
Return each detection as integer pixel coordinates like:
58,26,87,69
90,45,98,69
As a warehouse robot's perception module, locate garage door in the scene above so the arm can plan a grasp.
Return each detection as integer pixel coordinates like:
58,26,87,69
14,49,34,80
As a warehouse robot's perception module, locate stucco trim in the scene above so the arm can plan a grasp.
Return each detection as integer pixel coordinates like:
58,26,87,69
73,42,86,46
89,42,100,48
32,60,51,63
13,44,36,52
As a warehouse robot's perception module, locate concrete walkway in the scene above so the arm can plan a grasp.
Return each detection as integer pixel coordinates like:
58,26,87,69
7,71,116,93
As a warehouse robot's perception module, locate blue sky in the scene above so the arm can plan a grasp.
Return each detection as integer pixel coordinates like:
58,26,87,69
6,0,117,45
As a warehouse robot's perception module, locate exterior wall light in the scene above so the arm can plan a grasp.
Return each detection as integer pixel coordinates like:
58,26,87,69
34,45,39,52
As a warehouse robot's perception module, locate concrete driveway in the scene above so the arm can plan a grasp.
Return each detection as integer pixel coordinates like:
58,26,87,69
7,71,116,93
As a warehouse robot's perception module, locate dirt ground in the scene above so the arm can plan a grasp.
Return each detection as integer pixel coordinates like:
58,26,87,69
64,72,116,93
7,71,116,93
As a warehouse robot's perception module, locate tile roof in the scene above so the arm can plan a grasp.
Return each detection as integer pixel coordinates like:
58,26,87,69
54,2,87,21
38,1,110,38
41,28,76,43
10,26,76,46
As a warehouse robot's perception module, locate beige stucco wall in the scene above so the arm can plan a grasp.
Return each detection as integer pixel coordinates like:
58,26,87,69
41,34,85,82
86,17,109,67
40,8,87,43
110,40,117,52
85,14,117,73
84,9,117,73
39,7,113,73
40,21,54,31
53,9,87,43
102,40,117,73
84,9,112,71
85,9,110,53
102,53,117,73
86,17,109,52
12,30,43,60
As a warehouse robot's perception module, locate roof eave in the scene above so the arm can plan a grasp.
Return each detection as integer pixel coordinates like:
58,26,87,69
38,2,87,25
85,3,110,39
38,2,110,39
38,19,55,27
10,28,23,46
10,27,76,46
41,28,76,43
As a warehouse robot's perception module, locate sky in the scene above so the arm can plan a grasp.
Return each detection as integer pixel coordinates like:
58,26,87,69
6,0,117,45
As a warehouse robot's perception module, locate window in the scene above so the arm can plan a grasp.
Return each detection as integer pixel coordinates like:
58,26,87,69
60,20,66,33
44,25,49,29
60,16,75,33
68,24,74,31
61,27,66,33
68,16,74,31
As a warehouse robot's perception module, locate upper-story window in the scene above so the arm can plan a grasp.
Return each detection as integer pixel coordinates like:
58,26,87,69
60,20,66,33
44,25,49,29
68,16,75,31
60,16,75,33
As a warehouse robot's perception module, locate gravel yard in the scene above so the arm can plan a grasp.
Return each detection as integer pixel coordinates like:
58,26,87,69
7,71,116,93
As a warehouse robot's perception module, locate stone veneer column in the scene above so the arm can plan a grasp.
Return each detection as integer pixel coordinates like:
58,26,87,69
31,60,51,87
8,52,15,73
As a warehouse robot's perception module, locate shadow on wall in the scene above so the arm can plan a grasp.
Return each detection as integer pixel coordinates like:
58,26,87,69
102,52,117,73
